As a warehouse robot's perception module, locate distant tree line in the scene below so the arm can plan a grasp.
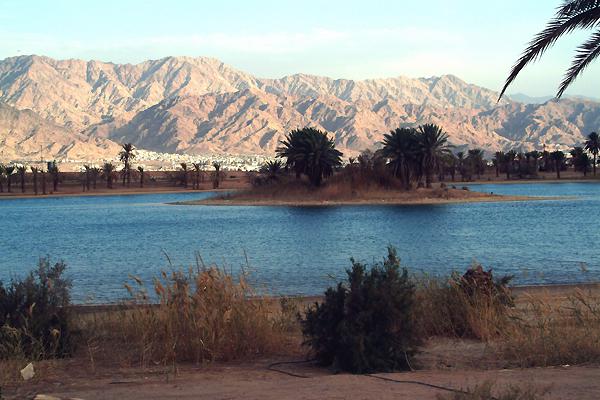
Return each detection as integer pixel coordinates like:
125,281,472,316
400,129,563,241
1,129,599,195
263,126,600,189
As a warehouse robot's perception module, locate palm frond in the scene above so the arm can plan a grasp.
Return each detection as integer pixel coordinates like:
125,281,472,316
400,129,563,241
499,2,600,99
557,29,600,97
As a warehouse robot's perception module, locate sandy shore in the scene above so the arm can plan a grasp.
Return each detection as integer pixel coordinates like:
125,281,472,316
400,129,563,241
175,192,557,207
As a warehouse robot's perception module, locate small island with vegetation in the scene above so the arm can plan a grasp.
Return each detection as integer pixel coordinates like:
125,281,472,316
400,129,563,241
180,125,543,206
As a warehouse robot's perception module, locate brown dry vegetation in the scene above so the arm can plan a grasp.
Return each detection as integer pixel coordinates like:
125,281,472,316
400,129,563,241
79,268,299,370
2,265,600,399
186,175,535,206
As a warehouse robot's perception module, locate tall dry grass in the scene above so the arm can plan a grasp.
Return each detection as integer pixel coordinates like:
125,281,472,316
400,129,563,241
498,288,600,367
413,270,513,341
413,268,600,367
85,266,297,368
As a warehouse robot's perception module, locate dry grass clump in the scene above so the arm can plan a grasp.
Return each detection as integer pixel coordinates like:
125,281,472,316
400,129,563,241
88,266,297,368
499,288,600,367
414,266,513,341
437,381,548,400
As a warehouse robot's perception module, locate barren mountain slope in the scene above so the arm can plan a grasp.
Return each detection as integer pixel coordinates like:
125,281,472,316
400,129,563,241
0,55,596,159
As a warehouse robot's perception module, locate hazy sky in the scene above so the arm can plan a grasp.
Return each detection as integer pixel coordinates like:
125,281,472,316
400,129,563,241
2,0,600,97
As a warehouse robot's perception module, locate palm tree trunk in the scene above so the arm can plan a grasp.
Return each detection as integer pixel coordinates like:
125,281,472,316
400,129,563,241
556,161,561,179
20,173,25,193
42,171,47,195
7,175,11,193
33,170,38,195
594,154,597,176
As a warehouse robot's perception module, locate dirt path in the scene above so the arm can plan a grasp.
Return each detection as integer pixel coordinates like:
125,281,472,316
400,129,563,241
10,362,600,400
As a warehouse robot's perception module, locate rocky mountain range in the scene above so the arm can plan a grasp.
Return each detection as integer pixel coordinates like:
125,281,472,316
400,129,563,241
1,55,599,161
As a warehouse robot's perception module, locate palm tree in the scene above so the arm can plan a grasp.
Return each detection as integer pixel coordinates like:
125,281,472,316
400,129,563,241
83,165,91,191
493,151,505,178
91,167,100,189
119,143,135,187
541,150,552,172
259,160,284,184
48,161,60,192
570,146,591,176
381,128,420,190
438,152,457,182
467,149,485,179
456,152,468,181
40,167,46,195
585,132,600,176
180,163,189,188
0,164,5,193
16,165,27,193
525,151,541,175
41,167,47,195
417,124,451,188
500,1,600,99
504,151,517,180
102,162,115,188
137,166,145,188
31,166,39,195
276,129,309,179
276,127,343,187
551,150,566,179
192,163,204,189
5,165,15,193
212,162,223,189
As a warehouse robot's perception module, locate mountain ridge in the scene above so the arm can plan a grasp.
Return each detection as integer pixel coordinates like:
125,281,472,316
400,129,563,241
0,54,598,160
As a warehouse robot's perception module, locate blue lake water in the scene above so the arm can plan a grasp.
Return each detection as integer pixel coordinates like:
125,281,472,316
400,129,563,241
1,182,599,303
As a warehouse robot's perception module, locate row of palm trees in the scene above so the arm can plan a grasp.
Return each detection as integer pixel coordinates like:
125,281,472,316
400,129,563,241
177,162,223,189
271,127,600,189
0,161,61,194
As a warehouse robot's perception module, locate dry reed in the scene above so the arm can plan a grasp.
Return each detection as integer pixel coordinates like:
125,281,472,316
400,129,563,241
498,288,600,367
87,266,297,368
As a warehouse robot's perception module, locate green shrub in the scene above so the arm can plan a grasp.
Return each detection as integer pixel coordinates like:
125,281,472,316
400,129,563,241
301,247,420,373
0,257,73,359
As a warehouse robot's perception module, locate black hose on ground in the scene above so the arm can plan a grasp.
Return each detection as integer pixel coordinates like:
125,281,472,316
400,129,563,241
266,360,498,399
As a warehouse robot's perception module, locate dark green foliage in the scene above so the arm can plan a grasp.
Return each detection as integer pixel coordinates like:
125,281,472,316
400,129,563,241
255,160,285,186
585,131,600,175
570,146,592,176
0,257,73,359
301,247,420,373
381,124,451,189
381,127,420,189
276,127,343,186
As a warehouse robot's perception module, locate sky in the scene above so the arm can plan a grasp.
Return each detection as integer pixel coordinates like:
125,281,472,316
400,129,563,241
2,0,600,97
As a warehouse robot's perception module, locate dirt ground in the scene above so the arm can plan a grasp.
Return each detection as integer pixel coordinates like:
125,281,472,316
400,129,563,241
6,359,600,400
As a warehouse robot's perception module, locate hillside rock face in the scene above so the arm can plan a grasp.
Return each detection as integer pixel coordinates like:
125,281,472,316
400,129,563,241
0,55,597,160
0,102,119,161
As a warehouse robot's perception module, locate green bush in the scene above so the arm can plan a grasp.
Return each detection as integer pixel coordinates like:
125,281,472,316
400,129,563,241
0,257,73,359
301,247,420,373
